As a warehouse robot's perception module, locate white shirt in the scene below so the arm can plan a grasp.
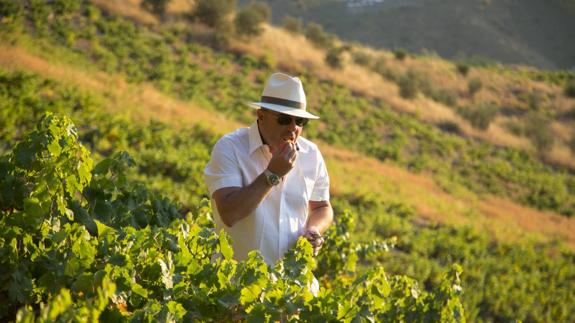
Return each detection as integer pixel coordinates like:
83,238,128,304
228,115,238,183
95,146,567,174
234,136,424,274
204,122,330,266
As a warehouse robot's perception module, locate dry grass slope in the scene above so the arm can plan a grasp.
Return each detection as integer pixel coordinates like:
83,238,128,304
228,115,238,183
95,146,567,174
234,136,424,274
4,1,575,249
93,0,575,169
0,45,240,133
227,24,575,169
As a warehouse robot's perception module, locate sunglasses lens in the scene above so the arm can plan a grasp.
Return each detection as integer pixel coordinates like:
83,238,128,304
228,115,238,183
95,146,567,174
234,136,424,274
296,118,309,127
274,112,309,127
277,115,292,125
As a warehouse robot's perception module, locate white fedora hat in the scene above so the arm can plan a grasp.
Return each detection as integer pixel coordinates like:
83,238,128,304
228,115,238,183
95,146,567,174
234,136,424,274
249,72,319,119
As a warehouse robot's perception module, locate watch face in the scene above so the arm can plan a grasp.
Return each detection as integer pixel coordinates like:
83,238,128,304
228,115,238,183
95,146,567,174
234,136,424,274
265,169,280,186
269,174,280,186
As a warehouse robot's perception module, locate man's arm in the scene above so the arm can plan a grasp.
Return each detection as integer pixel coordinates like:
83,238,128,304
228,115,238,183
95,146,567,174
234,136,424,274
212,173,272,227
302,200,333,256
306,200,333,234
213,142,298,227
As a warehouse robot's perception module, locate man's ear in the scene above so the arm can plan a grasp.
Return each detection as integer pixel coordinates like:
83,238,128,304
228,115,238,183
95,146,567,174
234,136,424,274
257,109,264,120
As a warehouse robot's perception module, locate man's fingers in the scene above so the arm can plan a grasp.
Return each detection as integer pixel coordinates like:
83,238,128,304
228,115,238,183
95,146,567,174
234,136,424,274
275,142,288,156
303,230,323,257
283,142,295,156
288,150,298,163
312,242,323,257
305,234,323,248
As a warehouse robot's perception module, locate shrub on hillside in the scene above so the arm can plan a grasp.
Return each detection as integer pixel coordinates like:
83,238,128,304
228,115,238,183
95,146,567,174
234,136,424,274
393,48,408,60
282,15,302,34
372,57,399,82
525,112,554,153
565,80,575,98
351,50,372,67
409,72,457,105
456,63,470,76
325,46,346,69
438,121,461,134
430,88,458,107
140,0,170,18
562,106,575,120
457,102,499,130
468,77,483,98
569,133,575,154
0,0,24,32
192,0,236,28
234,2,271,37
504,120,524,136
526,89,546,111
398,69,424,99
305,22,333,49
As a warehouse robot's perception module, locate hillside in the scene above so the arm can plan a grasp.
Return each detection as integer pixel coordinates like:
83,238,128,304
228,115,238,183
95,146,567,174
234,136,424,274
250,0,575,70
97,0,575,171
1,0,575,321
3,45,574,248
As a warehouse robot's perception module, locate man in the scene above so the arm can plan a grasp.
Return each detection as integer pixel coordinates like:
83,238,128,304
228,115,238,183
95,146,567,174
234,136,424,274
204,72,333,266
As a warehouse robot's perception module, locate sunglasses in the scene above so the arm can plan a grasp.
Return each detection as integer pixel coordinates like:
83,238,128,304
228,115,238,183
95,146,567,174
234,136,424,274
267,110,309,127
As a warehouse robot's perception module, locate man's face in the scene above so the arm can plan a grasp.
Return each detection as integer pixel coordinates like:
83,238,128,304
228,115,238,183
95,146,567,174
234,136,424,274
258,109,307,150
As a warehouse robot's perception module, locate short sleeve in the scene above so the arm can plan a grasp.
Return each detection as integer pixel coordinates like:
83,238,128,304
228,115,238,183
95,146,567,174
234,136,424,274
310,150,330,201
204,137,243,196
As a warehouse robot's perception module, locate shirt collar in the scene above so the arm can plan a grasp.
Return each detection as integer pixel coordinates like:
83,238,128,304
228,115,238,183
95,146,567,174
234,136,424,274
248,121,265,155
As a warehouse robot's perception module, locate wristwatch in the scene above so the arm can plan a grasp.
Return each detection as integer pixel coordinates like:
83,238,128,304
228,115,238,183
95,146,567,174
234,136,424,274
264,169,280,186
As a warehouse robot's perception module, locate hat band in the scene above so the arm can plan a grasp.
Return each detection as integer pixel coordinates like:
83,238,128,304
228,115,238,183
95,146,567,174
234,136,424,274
261,96,304,109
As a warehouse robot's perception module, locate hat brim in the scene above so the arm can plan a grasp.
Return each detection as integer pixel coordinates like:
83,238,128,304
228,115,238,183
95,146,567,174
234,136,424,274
249,102,320,119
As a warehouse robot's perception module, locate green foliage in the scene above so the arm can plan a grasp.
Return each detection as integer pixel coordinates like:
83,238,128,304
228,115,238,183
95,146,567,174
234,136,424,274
351,50,372,67
524,88,547,111
192,0,236,28
0,111,466,321
282,15,302,34
520,69,575,86
456,63,470,76
569,133,575,154
565,80,575,98
305,22,333,49
335,199,575,322
457,102,499,130
372,57,399,81
140,0,170,18
2,0,575,218
430,88,458,107
467,77,483,97
456,55,497,68
325,46,346,69
398,69,423,99
1,55,574,322
3,4,575,319
0,0,24,36
394,48,408,60
524,112,555,154
0,113,93,218
234,2,271,37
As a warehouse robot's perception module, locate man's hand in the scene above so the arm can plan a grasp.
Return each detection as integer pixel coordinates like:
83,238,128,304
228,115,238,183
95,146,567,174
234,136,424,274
302,226,324,257
268,141,298,177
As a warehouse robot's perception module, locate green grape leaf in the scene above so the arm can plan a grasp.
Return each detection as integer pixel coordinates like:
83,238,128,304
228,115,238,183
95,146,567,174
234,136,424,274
94,219,115,238
23,197,45,218
219,230,234,260
71,273,94,295
131,283,149,298
47,139,62,157
240,284,263,305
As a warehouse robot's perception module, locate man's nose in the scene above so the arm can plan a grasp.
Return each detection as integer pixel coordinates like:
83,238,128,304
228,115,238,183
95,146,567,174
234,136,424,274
286,118,299,130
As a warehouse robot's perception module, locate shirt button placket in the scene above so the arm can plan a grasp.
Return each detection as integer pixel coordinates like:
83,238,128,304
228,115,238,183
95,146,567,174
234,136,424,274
278,183,286,258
